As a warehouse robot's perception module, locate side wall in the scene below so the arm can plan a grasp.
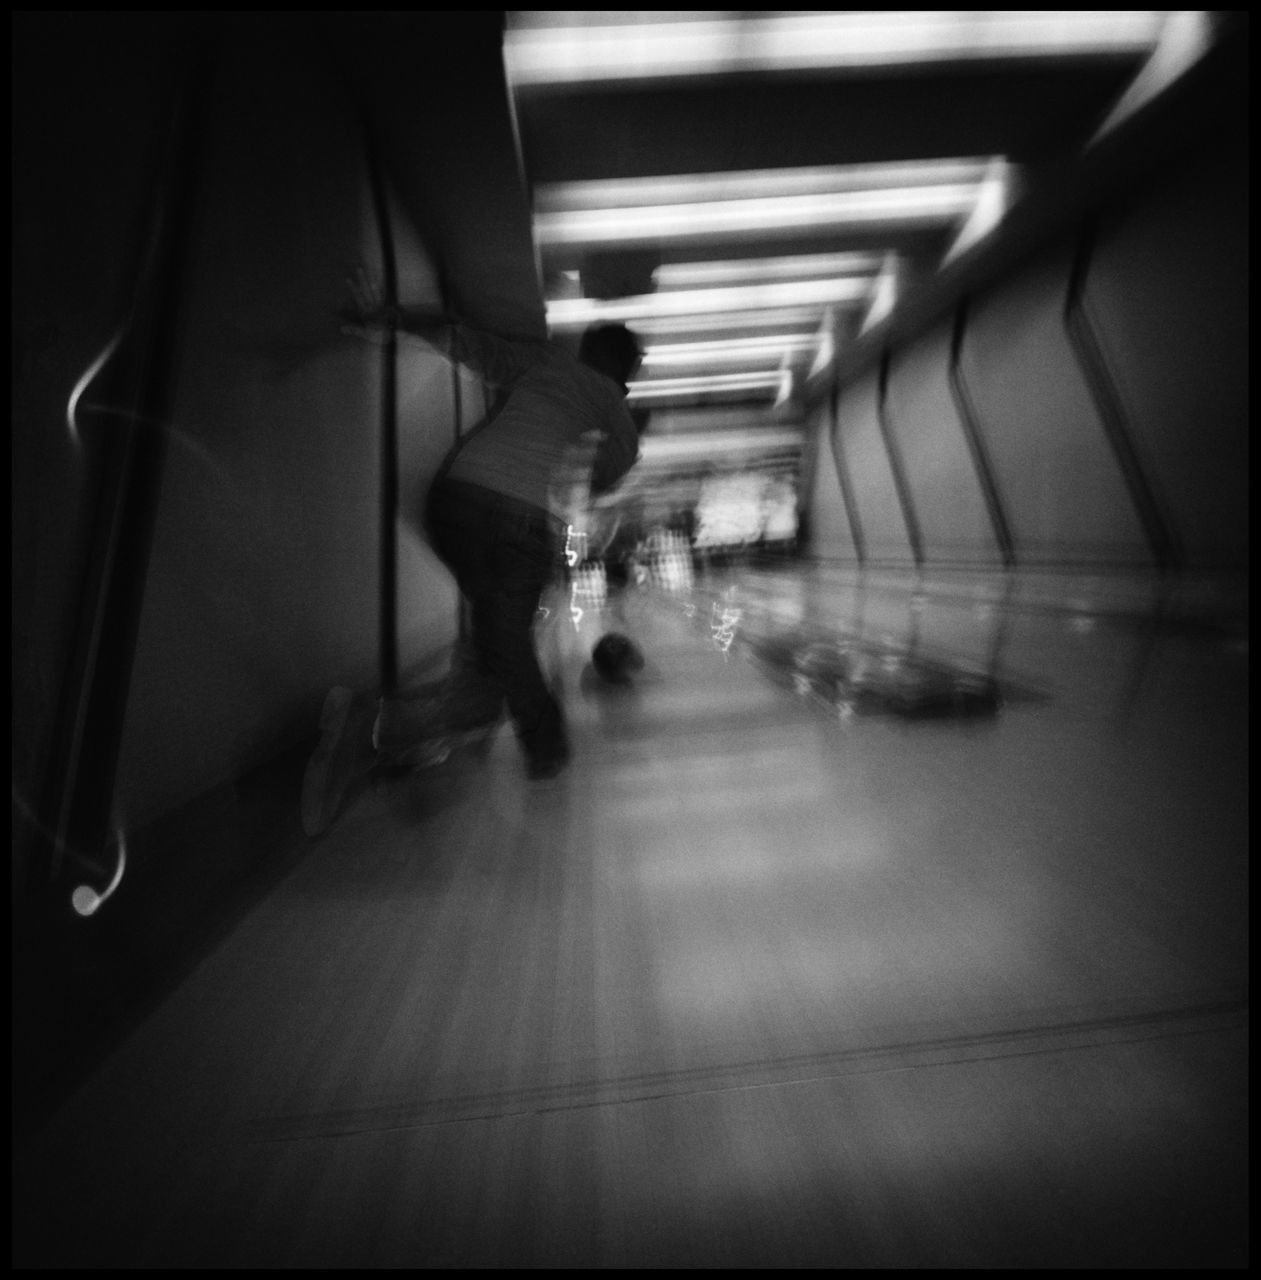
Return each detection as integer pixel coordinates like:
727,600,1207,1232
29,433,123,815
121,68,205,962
800,398,857,562
111,25,461,829
12,14,533,1128
802,115,1248,582
12,14,497,873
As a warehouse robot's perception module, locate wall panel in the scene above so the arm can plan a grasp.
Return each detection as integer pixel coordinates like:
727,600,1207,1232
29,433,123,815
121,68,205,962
839,374,915,566
960,248,1152,568
390,190,464,677
885,324,1003,568
1086,133,1248,570
801,400,856,562
114,28,457,826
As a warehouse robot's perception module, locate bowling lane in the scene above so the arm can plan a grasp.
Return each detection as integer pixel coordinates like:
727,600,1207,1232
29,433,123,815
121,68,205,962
13,564,1248,1267
550,567,1247,1065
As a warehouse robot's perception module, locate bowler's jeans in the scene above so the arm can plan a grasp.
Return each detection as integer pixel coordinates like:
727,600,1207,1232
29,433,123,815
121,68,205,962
424,478,569,768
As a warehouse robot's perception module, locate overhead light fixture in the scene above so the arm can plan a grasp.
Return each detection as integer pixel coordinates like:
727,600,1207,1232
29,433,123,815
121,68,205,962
860,253,904,332
653,251,885,290
808,309,837,379
773,356,795,410
642,334,819,366
546,276,874,328
535,160,995,213
537,187,981,249
632,307,849,337
943,158,1015,262
534,161,1001,251
627,372,785,400
504,11,1163,88
1090,10,1216,144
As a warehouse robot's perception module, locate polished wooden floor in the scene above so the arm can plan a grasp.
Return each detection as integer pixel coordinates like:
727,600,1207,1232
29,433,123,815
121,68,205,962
13,565,1248,1267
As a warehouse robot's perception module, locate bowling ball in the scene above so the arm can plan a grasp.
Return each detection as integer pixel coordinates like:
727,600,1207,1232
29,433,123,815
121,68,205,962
592,632,644,684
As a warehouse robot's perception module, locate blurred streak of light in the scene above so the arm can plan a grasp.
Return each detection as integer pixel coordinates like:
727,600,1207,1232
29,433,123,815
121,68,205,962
635,307,847,337
628,374,785,400
504,11,1164,87
71,828,127,918
860,253,903,332
9,786,129,909
654,251,885,289
643,334,818,366
773,354,795,410
535,185,983,249
66,330,125,445
635,371,789,391
548,277,874,327
644,361,786,383
809,308,836,379
535,159,996,212
1089,11,1216,144
67,333,237,487
943,158,1015,263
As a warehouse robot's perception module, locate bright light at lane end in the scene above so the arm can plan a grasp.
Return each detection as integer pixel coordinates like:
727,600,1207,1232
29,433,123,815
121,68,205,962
505,12,1164,87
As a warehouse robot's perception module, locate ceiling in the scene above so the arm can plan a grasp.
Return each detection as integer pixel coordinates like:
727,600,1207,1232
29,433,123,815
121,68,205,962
498,10,1218,502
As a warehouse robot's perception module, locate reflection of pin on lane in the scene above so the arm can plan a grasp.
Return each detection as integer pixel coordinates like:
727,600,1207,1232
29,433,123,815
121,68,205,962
711,603,742,654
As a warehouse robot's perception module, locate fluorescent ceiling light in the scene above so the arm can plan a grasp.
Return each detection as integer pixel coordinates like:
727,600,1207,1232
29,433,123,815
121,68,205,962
536,186,980,249
505,12,1163,87
642,335,819,366
546,277,873,327
628,373,785,399
535,160,995,212
943,157,1015,262
809,310,836,378
1090,11,1216,144
653,251,885,289
632,307,847,337
860,254,902,332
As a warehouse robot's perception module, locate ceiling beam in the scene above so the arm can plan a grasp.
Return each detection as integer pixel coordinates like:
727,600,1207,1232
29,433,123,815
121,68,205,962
515,63,1146,186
